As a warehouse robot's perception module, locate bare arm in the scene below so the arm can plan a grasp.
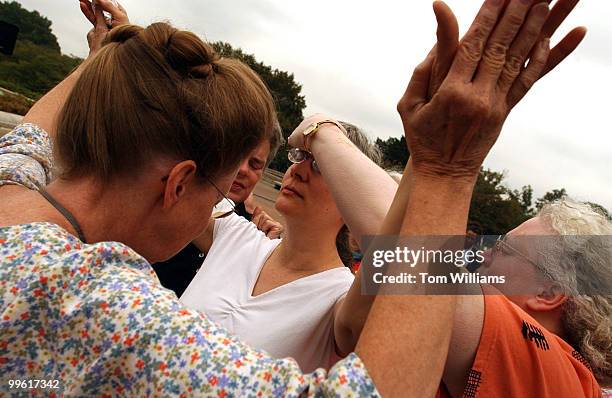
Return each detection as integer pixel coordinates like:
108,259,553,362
22,63,91,137
22,0,129,137
354,0,584,395
291,122,397,243
331,0,586,360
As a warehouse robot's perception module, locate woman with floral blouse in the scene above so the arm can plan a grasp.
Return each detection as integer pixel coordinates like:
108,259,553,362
0,0,585,396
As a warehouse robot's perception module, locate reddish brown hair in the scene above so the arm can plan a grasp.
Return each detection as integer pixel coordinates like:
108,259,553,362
56,22,278,182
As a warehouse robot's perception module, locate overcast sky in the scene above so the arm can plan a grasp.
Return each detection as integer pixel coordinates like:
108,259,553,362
16,0,612,210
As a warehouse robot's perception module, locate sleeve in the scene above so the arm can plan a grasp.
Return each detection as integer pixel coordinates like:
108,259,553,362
213,212,269,242
55,245,379,397
0,123,54,190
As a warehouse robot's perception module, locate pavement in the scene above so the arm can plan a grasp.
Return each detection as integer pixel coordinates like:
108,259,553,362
0,110,286,224
252,174,285,224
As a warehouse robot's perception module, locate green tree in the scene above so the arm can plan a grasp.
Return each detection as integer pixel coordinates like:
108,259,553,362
0,1,60,52
535,188,611,220
535,188,567,211
586,202,612,220
212,42,306,171
375,136,409,169
0,1,82,105
0,40,80,100
468,169,533,235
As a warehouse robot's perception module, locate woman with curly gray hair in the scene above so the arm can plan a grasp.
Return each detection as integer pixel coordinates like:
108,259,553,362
537,200,612,387
480,198,612,389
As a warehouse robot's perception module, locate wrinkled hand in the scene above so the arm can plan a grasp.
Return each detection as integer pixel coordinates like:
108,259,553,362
398,0,583,179
79,0,129,56
428,0,586,101
288,114,345,151
252,207,284,239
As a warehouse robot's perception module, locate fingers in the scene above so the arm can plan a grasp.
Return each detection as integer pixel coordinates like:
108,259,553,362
79,0,95,25
496,3,550,94
398,50,435,114
506,38,550,109
447,0,507,81
541,0,579,38
93,0,107,28
473,0,535,86
251,207,265,229
251,206,263,221
97,0,130,26
541,26,586,77
251,207,282,237
428,1,459,99
265,225,283,239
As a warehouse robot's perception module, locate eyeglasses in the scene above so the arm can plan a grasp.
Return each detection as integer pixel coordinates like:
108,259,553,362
492,235,537,264
288,148,320,173
492,235,554,280
161,174,235,219
206,177,236,219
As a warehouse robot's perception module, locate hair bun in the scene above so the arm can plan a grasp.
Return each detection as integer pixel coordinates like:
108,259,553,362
153,26,219,79
105,24,144,45
188,63,216,78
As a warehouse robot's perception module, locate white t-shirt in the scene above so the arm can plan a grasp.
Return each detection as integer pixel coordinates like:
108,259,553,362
180,213,355,373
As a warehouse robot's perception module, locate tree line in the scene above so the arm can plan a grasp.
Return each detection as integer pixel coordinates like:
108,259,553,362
1,0,608,234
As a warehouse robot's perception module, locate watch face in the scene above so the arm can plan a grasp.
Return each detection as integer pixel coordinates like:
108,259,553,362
302,122,318,136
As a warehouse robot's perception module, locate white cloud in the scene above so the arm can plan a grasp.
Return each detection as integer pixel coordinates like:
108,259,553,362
13,0,612,209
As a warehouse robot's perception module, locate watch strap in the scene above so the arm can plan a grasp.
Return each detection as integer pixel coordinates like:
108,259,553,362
303,120,344,152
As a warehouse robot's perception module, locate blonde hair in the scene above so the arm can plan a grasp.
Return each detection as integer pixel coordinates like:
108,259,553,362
537,199,612,385
56,22,278,182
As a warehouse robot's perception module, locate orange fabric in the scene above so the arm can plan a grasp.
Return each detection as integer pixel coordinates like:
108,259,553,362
438,292,601,398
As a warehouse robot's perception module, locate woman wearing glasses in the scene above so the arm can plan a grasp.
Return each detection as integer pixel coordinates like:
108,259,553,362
0,1,388,395
181,117,399,372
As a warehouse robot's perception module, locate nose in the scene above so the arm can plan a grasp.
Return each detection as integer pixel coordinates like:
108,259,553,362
481,249,493,268
237,158,249,177
289,161,309,182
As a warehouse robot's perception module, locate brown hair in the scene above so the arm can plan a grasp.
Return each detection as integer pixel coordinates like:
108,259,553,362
56,22,278,182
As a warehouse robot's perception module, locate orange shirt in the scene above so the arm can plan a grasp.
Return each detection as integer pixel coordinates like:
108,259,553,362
439,292,601,397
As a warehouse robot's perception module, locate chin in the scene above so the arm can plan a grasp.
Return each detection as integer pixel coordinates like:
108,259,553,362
274,196,298,217
229,190,247,204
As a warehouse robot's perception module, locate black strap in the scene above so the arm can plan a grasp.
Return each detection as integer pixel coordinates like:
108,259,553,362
38,189,87,243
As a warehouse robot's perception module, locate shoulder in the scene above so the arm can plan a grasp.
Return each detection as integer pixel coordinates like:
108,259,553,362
452,291,601,397
213,212,274,243
0,123,54,190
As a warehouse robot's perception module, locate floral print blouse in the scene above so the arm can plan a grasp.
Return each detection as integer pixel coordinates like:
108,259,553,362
0,124,378,397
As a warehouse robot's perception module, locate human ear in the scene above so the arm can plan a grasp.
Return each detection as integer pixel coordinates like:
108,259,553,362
525,283,567,313
162,160,198,210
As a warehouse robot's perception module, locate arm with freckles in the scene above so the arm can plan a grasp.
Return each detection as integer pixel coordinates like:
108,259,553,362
330,0,586,387
22,0,129,138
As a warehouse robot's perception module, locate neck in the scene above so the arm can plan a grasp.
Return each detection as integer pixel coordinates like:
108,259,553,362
45,177,157,251
530,308,567,341
276,217,343,272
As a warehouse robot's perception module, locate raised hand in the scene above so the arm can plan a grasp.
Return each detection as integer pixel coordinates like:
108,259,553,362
398,0,577,179
79,0,130,55
428,0,585,102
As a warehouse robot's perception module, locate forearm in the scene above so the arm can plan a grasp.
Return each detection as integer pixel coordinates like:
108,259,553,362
23,60,89,138
334,161,413,354
355,173,475,397
310,126,397,241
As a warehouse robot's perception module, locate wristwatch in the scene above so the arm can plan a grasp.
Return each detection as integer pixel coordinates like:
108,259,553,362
302,119,345,152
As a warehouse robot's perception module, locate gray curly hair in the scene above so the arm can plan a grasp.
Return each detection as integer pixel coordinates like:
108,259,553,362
535,199,612,385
